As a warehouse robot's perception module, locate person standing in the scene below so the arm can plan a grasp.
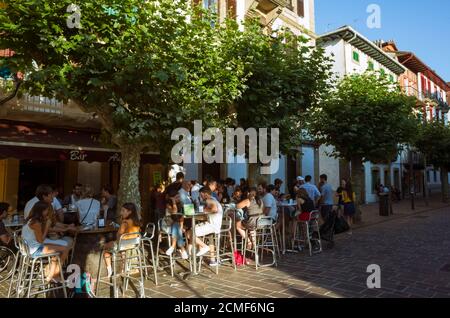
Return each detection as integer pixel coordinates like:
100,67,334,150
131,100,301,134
341,179,356,234
101,185,117,224
300,176,321,207
319,174,334,222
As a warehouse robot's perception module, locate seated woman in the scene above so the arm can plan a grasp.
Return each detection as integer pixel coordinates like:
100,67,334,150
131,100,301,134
75,185,100,227
162,190,188,260
22,201,69,283
235,187,263,248
296,188,316,221
103,203,141,277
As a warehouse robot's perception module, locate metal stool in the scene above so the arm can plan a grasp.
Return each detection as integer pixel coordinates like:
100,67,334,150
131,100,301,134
292,210,323,256
96,232,145,298
155,217,176,277
13,236,67,298
198,215,236,274
243,216,278,270
7,230,22,298
140,223,158,285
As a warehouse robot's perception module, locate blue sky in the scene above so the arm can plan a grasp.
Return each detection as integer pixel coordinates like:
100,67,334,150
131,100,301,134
315,0,450,81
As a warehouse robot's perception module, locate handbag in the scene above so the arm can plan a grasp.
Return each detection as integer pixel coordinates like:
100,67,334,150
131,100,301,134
80,199,94,225
334,215,350,234
233,251,248,267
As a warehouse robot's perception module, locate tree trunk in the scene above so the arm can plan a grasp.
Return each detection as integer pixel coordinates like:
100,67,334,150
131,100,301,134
441,167,449,203
117,143,144,219
350,156,364,223
247,163,269,187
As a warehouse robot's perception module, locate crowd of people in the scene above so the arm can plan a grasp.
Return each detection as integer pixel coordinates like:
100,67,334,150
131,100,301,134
1,172,359,283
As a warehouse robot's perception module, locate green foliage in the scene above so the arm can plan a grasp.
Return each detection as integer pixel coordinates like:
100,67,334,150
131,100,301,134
309,72,419,163
0,0,252,152
230,28,333,156
414,121,450,169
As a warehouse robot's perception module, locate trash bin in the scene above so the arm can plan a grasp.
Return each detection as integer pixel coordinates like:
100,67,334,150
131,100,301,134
379,193,390,216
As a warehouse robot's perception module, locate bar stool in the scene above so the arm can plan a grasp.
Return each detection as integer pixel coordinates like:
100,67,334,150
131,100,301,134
292,210,323,256
140,223,158,285
198,215,236,274
13,236,67,298
155,217,176,277
7,230,22,298
243,216,278,270
96,232,145,298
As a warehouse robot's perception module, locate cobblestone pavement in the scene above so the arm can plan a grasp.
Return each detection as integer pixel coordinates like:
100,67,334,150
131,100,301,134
1,205,450,298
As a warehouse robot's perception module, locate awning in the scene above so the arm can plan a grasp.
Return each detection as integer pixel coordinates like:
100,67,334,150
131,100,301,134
0,120,160,164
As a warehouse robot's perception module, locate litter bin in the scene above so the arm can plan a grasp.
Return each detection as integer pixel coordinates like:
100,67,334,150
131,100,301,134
379,193,390,216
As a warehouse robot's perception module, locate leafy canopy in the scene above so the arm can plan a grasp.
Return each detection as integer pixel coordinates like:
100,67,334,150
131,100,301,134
309,72,419,163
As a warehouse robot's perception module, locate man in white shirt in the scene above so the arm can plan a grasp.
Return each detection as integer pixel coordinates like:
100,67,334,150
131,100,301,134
300,175,322,206
24,185,63,220
186,187,223,266
262,184,278,222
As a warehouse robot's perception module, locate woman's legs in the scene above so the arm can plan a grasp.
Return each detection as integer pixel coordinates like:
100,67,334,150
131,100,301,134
103,241,114,276
41,244,69,281
236,221,246,240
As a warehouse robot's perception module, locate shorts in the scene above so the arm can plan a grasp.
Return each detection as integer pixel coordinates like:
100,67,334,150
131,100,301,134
194,222,216,237
344,203,356,217
44,236,73,248
31,245,45,257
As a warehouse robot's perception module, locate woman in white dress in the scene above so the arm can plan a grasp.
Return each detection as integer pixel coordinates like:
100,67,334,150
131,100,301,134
76,185,100,227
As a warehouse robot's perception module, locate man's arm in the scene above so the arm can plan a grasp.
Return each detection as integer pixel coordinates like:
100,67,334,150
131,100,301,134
204,199,218,214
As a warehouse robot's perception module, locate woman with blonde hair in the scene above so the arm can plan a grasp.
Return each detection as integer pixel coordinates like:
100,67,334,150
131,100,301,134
76,185,100,227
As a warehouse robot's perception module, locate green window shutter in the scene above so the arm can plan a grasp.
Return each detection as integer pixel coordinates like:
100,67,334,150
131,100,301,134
352,51,360,62
389,74,394,82
368,61,374,70
380,68,385,76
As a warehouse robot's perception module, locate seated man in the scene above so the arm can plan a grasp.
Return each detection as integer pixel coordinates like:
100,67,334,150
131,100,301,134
0,202,12,247
186,187,223,266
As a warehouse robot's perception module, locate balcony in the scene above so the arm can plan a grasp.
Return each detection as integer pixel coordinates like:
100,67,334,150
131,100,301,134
1,78,98,128
247,0,293,27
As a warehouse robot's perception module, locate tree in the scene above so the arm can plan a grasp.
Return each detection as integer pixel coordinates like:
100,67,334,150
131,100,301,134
0,0,261,213
309,72,418,218
228,30,333,185
414,121,450,203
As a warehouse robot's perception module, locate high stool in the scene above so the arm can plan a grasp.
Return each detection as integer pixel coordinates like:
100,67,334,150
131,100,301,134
12,236,67,298
96,232,145,298
140,223,158,285
198,215,236,274
155,217,176,277
243,216,278,270
292,210,323,256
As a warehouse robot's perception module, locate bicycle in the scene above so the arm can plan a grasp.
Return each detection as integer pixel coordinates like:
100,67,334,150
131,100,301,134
0,245,16,283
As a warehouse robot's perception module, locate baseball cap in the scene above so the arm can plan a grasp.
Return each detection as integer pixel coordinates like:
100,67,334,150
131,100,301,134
297,176,305,181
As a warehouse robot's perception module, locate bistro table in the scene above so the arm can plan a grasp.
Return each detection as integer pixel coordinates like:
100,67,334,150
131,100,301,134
222,204,238,254
277,201,297,254
71,225,117,274
178,212,211,279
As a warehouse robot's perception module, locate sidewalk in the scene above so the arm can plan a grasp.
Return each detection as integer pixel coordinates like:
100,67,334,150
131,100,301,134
355,193,450,230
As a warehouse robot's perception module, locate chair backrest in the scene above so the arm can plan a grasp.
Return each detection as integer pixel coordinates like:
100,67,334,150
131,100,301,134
117,232,142,251
16,235,31,258
143,223,155,240
12,229,22,249
257,216,273,228
220,215,232,232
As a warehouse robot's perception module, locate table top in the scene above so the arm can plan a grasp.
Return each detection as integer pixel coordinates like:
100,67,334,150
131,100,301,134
278,202,297,207
78,226,117,234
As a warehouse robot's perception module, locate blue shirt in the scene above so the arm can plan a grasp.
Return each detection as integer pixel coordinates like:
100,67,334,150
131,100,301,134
320,183,334,205
300,183,321,201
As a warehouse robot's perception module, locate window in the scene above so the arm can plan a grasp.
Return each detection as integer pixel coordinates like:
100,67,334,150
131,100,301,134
384,170,390,186
202,0,217,10
352,51,360,63
380,68,385,76
297,0,305,18
368,61,374,71
226,0,236,18
389,74,394,82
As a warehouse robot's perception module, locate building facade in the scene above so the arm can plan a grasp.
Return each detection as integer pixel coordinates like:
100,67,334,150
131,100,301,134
317,26,407,203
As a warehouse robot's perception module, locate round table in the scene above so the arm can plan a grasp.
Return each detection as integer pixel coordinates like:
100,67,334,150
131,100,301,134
278,201,297,254
71,226,117,274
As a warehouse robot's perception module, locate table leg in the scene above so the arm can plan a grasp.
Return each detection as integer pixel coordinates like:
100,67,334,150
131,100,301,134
282,209,286,254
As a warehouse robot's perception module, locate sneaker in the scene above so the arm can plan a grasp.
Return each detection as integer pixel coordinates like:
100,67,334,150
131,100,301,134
165,247,175,256
209,260,221,267
180,250,189,260
196,246,210,257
